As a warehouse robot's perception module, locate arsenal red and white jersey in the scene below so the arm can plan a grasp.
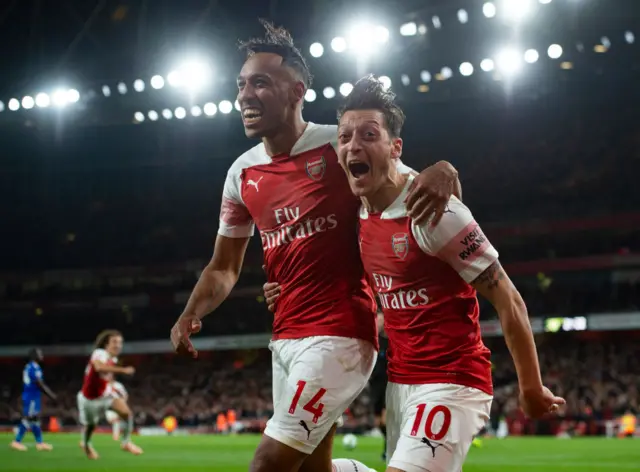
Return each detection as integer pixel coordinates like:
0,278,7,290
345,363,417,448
220,122,392,346
81,349,116,400
359,176,497,394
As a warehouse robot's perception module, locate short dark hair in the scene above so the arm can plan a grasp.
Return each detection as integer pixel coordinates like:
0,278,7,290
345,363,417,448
239,19,313,89
337,74,405,138
95,329,122,349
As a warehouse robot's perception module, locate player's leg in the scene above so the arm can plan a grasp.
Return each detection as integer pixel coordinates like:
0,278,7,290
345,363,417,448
250,336,376,472
110,397,143,454
77,393,100,459
386,383,492,472
298,423,336,472
372,384,388,461
105,410,121,440
10,415,29,451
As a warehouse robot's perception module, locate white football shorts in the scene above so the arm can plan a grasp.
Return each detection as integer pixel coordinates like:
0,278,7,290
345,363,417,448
105,410,120,424
77,392,114,426
264,335,376,454
386,382,492,472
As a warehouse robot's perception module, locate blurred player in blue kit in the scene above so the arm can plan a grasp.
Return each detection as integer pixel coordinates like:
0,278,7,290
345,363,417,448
10,348,57,452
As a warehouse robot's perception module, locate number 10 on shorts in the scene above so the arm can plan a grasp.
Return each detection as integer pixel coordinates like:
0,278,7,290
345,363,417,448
289,380,327,424
411,404,452,441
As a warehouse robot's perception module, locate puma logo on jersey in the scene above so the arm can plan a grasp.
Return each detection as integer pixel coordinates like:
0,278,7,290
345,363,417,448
247,176,263,191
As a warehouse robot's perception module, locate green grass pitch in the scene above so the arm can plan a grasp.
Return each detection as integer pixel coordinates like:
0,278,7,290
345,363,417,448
2,433,639,471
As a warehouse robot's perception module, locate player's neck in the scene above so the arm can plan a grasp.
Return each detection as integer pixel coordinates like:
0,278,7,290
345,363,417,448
262,115,307,156
363,169,408,214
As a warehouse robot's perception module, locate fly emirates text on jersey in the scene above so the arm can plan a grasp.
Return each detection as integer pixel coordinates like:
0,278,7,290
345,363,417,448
372,273,430,310
261,206,338,250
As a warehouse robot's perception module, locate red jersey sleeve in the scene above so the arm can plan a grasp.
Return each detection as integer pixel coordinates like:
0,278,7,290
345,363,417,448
218,168,255,238
411,196,498,283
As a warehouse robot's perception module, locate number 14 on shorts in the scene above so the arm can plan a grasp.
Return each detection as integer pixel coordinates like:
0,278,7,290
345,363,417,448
289,380,327,424
411,403,452,441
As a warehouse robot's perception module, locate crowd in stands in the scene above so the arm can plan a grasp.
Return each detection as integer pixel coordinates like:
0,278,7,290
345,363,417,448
1,336,638,437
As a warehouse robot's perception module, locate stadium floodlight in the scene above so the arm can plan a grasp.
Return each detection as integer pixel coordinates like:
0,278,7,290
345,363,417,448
234,100,241,112
547,44,563,59
458,9,469,24
399,22,417,37
117,82,127,94
175,107,186,120
167,70,181,87
150,75,165,90
347,23,389,56
483,2,497,18
379,76,391,90
134,112,145,123
219,100,233,114
401,74,410,86
309,42,324,58
304,89,317,102
52,89,68,107
501,0,535,22
524,48,539,63
432,16,442,29
323,86,336,99
481,58,495,72
102,85,111,97
203,102,217,116
420,70,432,83
162,109,173,120
601,37,611,49
179,60,212,91
339,83,353,97
133,79,145,92
148,110,159,121
539,0,552,4
8,98,20,111
496,48,523,75
417,24,427,35
459,62,474,76
0,101,4,112
625,31,635,44
35,93,50,108
67,89,80,103
440,67,453,80
331,37,347,53
191,105,202,117
22,96,35,110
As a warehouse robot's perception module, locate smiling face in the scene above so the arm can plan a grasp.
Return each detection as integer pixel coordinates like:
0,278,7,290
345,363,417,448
236,52,304,139
337,109,403,198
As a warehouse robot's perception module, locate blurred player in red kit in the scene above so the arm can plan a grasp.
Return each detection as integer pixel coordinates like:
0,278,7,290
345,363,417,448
170,21,461,472
77,330,142,459
334,76,564,472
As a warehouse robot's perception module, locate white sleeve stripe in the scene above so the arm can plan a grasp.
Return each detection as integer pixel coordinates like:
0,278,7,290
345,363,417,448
218,224,255,238
458,247,499,283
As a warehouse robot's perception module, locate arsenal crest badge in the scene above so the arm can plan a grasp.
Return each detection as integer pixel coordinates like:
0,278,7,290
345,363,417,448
305,155,326,181
392,233,409,260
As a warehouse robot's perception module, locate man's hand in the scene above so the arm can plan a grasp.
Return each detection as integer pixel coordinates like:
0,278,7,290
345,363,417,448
122,366,136,376
405,161,461,226
519,386,566,419
263,282,281,313
170,314,202,358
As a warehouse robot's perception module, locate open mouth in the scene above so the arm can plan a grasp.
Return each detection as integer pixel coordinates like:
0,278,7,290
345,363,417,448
348,161,371,179
242,108,263,125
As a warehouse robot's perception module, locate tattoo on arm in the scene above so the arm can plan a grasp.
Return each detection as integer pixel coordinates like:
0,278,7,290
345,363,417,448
474,261,505,290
